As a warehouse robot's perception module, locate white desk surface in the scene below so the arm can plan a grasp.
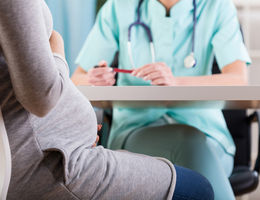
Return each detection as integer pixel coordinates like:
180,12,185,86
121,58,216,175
78,86,260,109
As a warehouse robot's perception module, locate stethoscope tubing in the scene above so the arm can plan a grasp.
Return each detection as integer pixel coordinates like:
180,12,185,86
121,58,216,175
192,0,197,53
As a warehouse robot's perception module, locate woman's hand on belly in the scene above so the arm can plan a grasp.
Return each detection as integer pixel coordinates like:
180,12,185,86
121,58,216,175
92,135,100,147
92,124,102,147
132,62,177,86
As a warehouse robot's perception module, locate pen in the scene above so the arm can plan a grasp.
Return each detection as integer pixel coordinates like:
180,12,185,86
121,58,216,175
113,68,133,74
94,66,133,74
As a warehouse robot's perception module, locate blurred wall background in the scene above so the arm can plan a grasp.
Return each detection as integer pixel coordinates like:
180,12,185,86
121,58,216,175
45,0,96,75
234,0,260,85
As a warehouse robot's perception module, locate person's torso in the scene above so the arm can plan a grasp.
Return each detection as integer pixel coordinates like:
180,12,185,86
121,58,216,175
111,0,217,86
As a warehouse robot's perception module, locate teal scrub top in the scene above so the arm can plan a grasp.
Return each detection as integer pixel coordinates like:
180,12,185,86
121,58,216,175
76,0,251,155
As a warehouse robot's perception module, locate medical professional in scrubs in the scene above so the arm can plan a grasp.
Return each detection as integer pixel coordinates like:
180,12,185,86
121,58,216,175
72,0,251,199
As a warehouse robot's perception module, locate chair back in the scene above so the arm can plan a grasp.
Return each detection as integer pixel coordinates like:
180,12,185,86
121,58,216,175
223,110,251,166
0,108,11,200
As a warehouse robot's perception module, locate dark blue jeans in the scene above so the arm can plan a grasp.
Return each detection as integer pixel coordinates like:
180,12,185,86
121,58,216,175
173,166,214,200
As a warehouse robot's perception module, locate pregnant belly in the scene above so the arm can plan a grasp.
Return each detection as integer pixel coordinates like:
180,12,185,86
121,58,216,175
33,81,98,152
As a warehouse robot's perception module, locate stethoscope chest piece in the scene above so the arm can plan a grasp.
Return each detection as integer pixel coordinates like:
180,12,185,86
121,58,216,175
184,52,196,69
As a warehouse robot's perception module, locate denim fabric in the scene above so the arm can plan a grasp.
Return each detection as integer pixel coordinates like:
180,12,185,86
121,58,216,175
173,166,214,200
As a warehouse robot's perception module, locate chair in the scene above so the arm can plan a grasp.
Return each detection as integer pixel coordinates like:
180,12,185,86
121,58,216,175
0,108,12,200
227,110,260,196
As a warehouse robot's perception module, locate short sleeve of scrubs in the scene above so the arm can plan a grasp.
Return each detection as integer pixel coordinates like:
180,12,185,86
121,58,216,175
211,0,251,69
75,0,119,71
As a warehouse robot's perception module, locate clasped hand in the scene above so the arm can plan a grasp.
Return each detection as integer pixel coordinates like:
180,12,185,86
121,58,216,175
132,62,177,86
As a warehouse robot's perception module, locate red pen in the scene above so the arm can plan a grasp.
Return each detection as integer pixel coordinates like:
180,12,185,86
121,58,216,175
94,66,133,74
113,68,133,74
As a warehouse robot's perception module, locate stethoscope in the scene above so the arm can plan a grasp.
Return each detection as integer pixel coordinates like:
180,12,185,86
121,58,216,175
128,0,197,69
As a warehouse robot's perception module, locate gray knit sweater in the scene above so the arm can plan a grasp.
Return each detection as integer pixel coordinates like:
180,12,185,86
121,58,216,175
0,0,176,199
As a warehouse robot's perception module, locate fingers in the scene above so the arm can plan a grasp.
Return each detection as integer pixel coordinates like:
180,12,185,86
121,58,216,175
92,135,100,148
89,67,114,76
142,71,163,81
88,77,116,86
144,73,171,86
131,62,175,86
97,124,102,132
91,71,116,81
89,71,116,82
98,60,108,67
87,61,116,86
88,71,116,85
132,62,168,78
92,124,102,148
132,64,155,77
95,135,100,144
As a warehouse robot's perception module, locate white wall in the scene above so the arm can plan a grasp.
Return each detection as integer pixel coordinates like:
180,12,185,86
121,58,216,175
234,0,260,85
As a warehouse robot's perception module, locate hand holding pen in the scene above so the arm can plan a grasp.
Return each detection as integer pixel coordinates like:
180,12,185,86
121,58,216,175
88,61,116,86
88,60,136,86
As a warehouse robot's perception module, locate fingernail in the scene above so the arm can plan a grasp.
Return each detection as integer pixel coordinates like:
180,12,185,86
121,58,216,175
143,76,148,81
108,68,113,72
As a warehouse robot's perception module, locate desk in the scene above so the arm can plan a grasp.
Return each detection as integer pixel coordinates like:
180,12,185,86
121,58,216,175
78,86,260,109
